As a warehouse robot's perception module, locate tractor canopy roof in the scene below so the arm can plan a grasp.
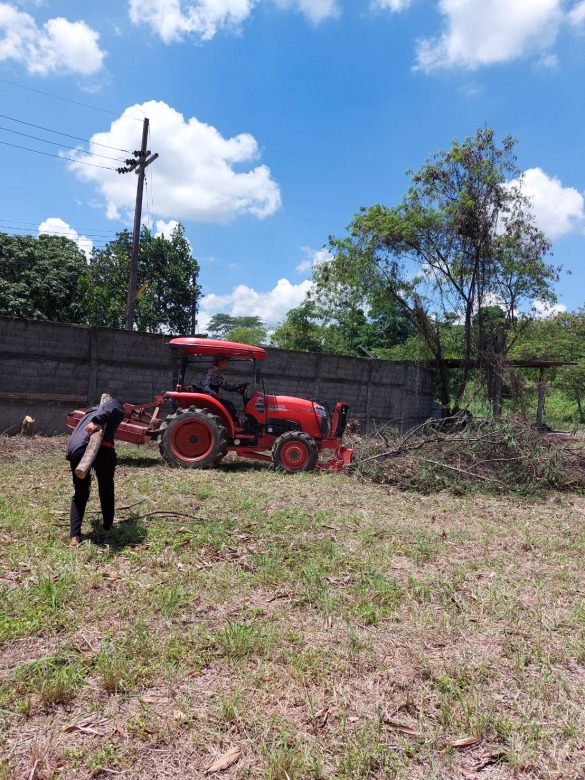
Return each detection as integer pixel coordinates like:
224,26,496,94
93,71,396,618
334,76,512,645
168,337,267,360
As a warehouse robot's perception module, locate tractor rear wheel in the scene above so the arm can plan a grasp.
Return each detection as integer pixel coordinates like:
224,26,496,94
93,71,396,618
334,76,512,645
272,431,318,473
159,407,228,468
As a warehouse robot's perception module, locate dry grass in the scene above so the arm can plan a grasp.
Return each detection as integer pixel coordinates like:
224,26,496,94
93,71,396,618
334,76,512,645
1,434,584,779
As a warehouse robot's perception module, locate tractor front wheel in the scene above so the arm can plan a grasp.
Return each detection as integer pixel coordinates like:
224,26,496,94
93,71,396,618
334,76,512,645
272,431,318,473
159,407,228,468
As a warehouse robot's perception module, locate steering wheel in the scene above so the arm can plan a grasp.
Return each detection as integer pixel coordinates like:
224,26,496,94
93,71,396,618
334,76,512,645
233,382,251,401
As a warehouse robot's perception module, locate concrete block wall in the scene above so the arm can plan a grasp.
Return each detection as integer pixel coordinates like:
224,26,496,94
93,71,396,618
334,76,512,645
0,316,434,436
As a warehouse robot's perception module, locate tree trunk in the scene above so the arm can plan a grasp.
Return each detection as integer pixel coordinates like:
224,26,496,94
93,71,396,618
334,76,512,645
20,415,35,436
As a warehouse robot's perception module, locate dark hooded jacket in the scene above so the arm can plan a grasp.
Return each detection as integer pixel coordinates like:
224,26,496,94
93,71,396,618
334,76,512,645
66,398,125,461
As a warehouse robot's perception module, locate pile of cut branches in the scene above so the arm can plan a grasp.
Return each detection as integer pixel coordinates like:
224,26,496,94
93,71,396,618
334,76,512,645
347,416,585,494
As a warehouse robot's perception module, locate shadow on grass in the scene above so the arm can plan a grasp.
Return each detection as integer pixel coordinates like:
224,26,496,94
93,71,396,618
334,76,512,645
117,454,162,468
88,516,148,553
217,459,272,473
118,455,273,473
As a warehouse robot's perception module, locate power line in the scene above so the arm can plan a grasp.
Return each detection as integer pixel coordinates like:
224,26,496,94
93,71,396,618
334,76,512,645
0,112,131,154
0,139,117,170
0,223,120,239
0,77,144,122
0,228,113,249
0,218,121,236
0,124,127,163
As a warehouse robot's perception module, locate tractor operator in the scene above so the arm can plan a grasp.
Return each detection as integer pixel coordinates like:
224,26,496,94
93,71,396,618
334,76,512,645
200,356,241,423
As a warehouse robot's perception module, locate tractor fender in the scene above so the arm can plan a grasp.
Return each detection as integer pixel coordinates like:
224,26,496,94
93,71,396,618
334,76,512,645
164,392,235,438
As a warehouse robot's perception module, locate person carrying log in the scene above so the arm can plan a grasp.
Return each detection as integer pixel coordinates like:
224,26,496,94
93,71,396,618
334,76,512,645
66,394,125,547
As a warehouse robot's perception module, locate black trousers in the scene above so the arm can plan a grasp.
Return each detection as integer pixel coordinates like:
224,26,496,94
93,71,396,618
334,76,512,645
69,446,117,538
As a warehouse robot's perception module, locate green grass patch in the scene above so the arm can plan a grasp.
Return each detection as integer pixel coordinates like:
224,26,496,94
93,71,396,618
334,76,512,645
1,437,584,778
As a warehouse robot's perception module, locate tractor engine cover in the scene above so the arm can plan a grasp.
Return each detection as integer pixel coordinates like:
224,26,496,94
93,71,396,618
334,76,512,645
246,392,330,440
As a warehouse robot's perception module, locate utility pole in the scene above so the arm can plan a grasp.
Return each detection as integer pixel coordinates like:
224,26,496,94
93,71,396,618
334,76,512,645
191,272,198,336
117,118,158,331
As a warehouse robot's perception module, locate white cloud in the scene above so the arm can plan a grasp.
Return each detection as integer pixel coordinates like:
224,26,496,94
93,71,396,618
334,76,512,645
67,100,281,225
537,52,559,69
38,217,93,258
154,219,180,239
415,0,563,71
512,168,585,239
532,299,567,318
271,0,340,25
198,277,312,330
128,0,256,43
479,292,567,323
458,82,482,97
371,0,411,11
0,3,105,75
569,0,585,28
128,0,338,42
295,246,331,275
295,258,313,274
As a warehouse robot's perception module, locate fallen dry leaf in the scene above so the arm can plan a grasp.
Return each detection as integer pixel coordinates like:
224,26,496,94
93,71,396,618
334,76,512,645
383,719,421,736
140,693,170,705
73,643,93,654
473,752,503,770
267,592,290,603
446,736,481,749
64,724,104,736
206,745,242,774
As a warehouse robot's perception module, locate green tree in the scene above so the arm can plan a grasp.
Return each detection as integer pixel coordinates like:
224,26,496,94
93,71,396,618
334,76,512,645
79,223,200,333
557,361,585,422
78,230,132,329
512,309,585,363
207,314,267,342
225,324,268,344
272,295,415,356
316,127,557,409
0,232,87,322
512,309,585,422
271,301,326,352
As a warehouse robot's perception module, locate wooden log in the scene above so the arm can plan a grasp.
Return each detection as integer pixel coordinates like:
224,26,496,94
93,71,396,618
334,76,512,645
20,415,35,436
74,393,111,479
75,430,104,478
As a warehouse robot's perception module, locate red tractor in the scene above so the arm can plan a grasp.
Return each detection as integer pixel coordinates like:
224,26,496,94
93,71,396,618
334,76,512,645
65,338,352,473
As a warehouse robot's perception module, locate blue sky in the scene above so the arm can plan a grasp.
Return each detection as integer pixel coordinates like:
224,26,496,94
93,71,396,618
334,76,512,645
1,0,584,332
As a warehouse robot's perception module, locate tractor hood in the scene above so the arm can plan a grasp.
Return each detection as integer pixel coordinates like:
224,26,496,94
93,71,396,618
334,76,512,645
250,393,332,439
263,394,320,414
